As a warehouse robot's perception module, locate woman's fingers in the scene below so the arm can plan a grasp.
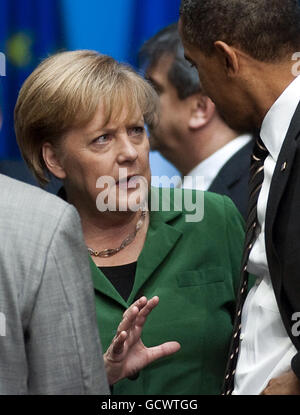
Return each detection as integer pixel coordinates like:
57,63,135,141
113,296,160,349
116,296,147,335
147,341,181,364
104,296,180,384
111,330,128,355
138,296,159,319
134,296,159,328
117,296,158,334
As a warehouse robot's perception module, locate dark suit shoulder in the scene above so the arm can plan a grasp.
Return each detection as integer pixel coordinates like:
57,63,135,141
0,173,68,215
209,140,254,218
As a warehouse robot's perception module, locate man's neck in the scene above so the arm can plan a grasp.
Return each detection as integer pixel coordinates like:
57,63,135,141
246,59,298,129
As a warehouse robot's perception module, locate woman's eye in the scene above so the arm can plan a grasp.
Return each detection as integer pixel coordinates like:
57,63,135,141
128,126,144,136
93,135,111,144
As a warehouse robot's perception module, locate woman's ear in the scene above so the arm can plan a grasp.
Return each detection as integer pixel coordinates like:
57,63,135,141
42,142,66,180
214,41,240,76
188,94,216,130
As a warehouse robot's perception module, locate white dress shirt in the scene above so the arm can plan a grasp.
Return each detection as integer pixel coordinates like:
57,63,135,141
181,134,252,190
233,75,300,395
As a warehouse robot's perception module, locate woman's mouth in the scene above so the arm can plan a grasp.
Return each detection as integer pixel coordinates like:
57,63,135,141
117,175,140,189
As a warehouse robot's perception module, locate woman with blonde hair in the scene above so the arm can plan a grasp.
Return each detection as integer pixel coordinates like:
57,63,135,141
15,50,245,394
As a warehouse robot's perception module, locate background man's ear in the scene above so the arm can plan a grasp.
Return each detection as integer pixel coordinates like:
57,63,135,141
42,142,67,180
188,94,216,130
214,41,239,76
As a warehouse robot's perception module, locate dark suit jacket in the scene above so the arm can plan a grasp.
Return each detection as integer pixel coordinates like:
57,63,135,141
209,140,254,219
0,159,61,194
264,100,300,378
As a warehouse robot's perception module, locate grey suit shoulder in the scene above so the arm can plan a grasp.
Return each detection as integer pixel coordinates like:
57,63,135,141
0,174,109,394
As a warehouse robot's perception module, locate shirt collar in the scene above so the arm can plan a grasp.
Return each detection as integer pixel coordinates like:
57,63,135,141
183,134,252,190
260,75,300,161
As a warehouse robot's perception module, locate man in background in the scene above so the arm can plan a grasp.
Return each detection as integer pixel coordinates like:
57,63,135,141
139,23,253,218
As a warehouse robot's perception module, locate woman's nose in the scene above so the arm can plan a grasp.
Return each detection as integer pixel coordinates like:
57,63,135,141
117,136,138,164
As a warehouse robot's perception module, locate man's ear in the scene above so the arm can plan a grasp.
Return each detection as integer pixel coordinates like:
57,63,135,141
188,94,215,130
42,142,67,180
214,41,239,76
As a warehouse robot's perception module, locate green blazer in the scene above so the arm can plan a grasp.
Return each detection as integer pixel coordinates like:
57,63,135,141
90,188,245,395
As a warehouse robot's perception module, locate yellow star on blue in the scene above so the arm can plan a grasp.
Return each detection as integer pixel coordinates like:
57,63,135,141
6,32,33,68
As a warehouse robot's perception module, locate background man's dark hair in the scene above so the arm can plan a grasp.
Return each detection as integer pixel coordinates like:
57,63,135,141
180,0,300,62
139,22,202,100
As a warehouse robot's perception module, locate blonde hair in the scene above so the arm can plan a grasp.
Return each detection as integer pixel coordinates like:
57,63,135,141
15,50,159,185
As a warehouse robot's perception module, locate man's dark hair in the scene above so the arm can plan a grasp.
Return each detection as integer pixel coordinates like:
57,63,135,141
180,0,300,62
139,23,202,100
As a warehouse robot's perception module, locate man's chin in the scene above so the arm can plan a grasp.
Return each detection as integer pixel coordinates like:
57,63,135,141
219,112,256,135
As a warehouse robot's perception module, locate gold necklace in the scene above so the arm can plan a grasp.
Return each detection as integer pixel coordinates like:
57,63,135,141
87,210,147,258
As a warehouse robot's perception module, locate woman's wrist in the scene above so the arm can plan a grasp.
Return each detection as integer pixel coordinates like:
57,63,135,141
103,353,120,386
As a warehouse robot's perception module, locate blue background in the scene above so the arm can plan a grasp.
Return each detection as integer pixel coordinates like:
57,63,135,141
0,0,181,179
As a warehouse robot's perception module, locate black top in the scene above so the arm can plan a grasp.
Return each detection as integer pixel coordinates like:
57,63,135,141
99,262,137,301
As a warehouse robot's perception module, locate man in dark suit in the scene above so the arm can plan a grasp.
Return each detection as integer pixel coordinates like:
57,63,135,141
139,23,253,219
0,159,61,194
180,0,300,395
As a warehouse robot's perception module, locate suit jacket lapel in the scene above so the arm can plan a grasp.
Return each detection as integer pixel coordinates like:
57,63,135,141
209,140,253,195
92,188,183,307
127,188,183,303
265,100,300,267
127,211,182,304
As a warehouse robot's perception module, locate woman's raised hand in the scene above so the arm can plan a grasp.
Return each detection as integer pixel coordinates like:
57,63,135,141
103,296,181,385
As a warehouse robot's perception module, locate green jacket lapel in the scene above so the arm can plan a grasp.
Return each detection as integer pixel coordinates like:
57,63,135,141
90,258,128,308
127,188,183,303
127,213,182,304
91,187,183,306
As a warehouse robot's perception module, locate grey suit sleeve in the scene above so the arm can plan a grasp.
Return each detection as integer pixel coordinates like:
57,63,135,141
26,205,109,395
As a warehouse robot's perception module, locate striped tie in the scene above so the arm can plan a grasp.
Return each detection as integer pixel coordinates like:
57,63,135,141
222,135,268,395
